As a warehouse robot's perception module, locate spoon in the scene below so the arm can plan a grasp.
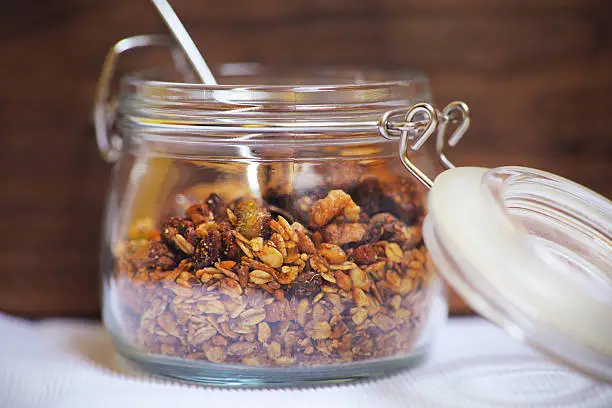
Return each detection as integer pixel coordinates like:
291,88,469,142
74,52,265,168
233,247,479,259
150,0,217,85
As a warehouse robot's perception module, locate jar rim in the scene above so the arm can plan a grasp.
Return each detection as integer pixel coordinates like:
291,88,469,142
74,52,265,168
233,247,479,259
117,64,432,141
121,63,430,92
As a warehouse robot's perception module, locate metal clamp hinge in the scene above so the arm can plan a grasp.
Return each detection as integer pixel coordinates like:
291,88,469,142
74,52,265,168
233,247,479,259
378,101,471,189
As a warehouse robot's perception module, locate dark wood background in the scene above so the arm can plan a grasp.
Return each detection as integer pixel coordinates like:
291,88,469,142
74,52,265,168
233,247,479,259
1,0,610,317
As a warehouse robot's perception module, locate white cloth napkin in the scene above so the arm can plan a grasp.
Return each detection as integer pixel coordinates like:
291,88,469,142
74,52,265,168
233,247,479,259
1,313,610,408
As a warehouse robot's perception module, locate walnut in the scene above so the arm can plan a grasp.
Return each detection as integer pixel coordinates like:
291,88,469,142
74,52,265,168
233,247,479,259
309,190,361,227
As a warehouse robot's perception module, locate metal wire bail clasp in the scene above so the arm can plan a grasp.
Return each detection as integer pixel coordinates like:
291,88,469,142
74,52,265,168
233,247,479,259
93,34,189,163
379,101,471,189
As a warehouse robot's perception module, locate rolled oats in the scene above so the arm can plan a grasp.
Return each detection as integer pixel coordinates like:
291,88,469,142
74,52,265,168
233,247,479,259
114,185,431,368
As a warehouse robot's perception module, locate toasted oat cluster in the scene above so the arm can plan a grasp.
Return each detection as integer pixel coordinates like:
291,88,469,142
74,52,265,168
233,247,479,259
113,178,433,367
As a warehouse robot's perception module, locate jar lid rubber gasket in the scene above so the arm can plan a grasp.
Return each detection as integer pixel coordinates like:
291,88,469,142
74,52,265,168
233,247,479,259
423,166,612,383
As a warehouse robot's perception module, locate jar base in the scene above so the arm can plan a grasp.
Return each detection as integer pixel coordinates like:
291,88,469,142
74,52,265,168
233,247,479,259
113,341,430,388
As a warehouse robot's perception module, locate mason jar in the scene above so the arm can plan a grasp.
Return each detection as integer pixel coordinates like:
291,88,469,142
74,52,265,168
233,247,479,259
94,35,468,386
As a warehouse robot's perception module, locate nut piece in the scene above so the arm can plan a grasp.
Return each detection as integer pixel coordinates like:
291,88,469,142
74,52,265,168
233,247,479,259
322,223,366,246
277,265,298,285
295,229,316,254
310,254,329,273
304,321,332,340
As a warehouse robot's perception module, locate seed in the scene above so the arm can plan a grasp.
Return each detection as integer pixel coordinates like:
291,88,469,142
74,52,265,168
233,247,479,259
172,234,194,254
227,208,238,225
304,321,331,340
236,240,254,258
257,245,283,268
320,270,336,283
249,269,273,284
385,242,404,263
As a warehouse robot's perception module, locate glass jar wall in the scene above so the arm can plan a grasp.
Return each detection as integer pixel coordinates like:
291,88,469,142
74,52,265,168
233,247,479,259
100,66,448,386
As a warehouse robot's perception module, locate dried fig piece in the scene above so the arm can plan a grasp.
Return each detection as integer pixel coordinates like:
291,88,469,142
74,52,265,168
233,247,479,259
193,229,222,269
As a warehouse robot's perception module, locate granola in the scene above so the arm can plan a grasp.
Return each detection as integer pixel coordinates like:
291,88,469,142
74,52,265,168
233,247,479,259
113,178,432,367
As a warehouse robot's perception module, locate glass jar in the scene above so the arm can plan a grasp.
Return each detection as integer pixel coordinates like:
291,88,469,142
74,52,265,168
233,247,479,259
95,36,469,386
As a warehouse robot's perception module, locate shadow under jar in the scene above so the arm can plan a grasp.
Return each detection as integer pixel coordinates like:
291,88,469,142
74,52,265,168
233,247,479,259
99,63,458,387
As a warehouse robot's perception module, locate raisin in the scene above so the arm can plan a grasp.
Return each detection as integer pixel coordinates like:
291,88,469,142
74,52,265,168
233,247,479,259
351,244,379,265
290,271,323,298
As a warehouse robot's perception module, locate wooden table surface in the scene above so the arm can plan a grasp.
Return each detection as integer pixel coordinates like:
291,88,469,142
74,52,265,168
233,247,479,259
0,0,610,317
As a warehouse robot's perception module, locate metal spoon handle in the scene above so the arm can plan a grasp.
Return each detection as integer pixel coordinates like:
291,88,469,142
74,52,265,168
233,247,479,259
150,0,217,85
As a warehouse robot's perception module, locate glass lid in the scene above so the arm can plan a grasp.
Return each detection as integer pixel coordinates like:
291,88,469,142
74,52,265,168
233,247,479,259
423,166,612,384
